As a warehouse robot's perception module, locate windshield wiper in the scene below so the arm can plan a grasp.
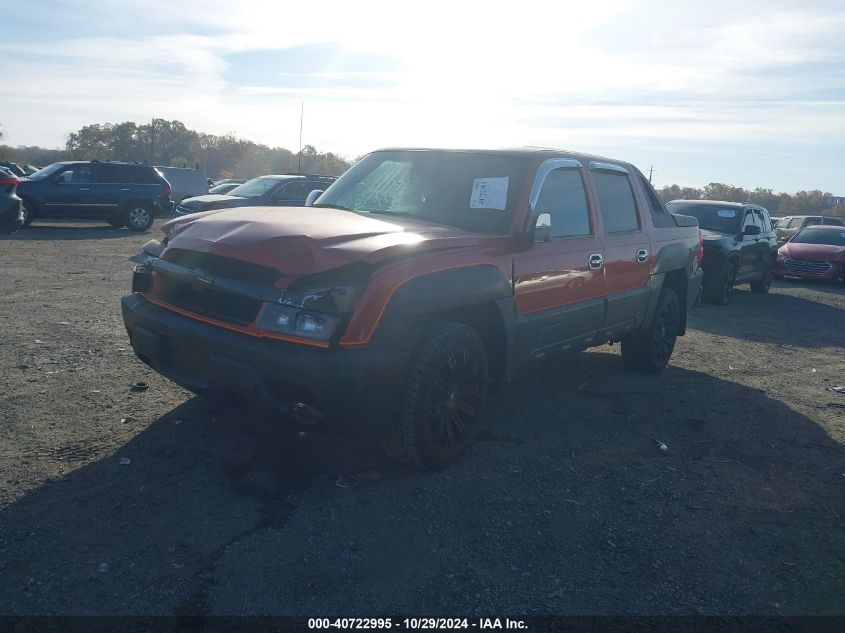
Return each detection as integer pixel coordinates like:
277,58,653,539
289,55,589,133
363,209,443,225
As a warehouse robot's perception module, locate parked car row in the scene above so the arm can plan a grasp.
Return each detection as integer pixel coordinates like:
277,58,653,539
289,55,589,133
4,159,339,231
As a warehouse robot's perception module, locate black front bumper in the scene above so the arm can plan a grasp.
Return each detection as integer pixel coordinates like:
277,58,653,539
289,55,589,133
121,294,421,432
1,197,23,233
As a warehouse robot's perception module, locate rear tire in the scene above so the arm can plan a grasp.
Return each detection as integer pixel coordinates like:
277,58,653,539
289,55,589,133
124,203,154,231
20,199,35,228
380,322,487,469
703,261,737,305
621,287,680,373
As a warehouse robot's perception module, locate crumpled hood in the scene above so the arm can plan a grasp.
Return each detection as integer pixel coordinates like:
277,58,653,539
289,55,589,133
779,242,845,261
179,194,246,211
161,206,496,276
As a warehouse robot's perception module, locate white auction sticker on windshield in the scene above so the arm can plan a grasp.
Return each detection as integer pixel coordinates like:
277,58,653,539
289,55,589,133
717,209,736,218
470,177,509,210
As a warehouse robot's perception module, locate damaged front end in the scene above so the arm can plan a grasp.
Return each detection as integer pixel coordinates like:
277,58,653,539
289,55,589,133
129,239,371,346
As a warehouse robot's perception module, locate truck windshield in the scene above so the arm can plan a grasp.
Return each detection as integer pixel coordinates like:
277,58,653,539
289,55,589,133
314,150,528,234
790,228,845,246
667,203,741,233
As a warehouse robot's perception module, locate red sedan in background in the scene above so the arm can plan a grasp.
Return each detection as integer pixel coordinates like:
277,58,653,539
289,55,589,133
774,225,845,285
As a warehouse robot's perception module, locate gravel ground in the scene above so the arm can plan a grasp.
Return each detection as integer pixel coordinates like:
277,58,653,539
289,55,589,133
1,220,844,616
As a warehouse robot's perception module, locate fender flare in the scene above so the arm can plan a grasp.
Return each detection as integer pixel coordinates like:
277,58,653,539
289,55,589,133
380,264,513,321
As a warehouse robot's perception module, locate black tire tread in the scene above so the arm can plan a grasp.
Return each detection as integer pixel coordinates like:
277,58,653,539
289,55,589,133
380,321,486,469
621,286,679,373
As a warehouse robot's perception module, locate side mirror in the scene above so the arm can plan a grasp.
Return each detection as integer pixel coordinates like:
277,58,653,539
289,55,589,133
534,212,552,243
305,189,324,207
743,225,762,236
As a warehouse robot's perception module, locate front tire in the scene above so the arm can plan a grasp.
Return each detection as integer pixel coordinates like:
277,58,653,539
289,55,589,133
750,262,773,293
621,286,680,373
124,203,154,231
380,322,488,469
703,261,737,305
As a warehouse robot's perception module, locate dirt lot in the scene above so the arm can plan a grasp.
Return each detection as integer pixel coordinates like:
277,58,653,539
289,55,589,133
1,220,844,616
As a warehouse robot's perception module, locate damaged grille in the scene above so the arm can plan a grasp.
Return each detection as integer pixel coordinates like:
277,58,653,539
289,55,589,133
164,249,280,285
156,276,263,325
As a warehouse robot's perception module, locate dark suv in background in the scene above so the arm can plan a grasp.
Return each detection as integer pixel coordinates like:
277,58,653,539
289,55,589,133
175,174,336,216
774,215,843,245
666,200,778,305
17,161,172,231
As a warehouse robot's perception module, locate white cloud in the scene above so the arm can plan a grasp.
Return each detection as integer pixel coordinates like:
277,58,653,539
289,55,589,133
0,0,843,190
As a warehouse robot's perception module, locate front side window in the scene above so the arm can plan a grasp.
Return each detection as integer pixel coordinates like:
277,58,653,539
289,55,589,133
533,168,591,237
56,165,91,184
787,217,803,228
592,171,639,234
315,150,528,234
272,180,315,201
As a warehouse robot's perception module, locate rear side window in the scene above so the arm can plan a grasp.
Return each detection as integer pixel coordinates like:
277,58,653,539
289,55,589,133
592,171,639,234
128,166,163,184
823,217,843,226
637,173,674,228
533,168,591,237
97,163,128,183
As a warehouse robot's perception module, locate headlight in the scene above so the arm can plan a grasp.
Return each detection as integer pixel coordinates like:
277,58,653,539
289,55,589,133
259,304,345,341
281,281,365,312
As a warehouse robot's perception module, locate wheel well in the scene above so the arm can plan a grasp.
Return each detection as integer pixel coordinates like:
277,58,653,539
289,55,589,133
662,269,688,335
415,302,507,387
123,199,153,212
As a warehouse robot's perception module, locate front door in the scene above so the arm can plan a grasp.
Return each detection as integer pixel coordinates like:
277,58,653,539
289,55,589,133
588,164,652,335
736,208,762,282
43,164,93,216
513,160,605,364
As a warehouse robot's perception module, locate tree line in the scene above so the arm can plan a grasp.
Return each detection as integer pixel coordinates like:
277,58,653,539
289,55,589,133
655,182,844,218
0,120,842,216
0,119,351,179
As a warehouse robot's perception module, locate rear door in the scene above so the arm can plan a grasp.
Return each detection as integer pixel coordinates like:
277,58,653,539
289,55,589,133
589,162,651,335
513,159,605,361
90,163,128,217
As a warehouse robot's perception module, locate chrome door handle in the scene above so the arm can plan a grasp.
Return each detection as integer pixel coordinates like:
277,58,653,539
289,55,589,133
588,253,604,270
636,249,649,263
121,188,131,191
79,187,91,191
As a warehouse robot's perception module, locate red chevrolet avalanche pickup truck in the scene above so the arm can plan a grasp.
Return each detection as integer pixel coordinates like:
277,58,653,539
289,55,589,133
122,148,703,468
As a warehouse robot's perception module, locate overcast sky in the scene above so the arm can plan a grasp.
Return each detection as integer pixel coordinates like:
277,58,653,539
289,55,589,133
1,0,843,192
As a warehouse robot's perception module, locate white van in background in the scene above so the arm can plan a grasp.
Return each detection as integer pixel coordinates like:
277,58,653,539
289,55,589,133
154,166,208,203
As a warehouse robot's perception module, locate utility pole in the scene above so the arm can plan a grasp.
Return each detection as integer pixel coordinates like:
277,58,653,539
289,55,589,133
298,101,304,173
648,165,655,183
